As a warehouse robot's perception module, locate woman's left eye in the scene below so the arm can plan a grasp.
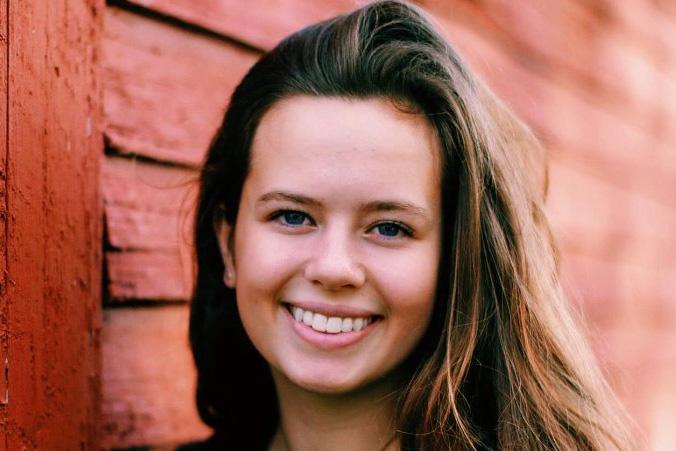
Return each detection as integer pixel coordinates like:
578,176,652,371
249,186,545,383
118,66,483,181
370,222,413,239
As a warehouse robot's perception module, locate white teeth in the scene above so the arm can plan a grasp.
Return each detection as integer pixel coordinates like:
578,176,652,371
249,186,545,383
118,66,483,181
311,314,327,332
341,317,353,333
302,310,313,326
293,307,303,322
288,305,374,334
326,317,342,334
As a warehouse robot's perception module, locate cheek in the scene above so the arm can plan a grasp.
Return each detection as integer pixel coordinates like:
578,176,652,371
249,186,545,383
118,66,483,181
370,246,439,321
233,226,303,298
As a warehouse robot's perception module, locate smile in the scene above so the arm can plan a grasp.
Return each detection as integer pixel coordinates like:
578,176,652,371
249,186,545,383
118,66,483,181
281,301,382,349
287,304,374,334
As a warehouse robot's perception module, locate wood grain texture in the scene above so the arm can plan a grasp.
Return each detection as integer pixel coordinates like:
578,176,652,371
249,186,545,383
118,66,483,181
2,0,103,448
101,305,211,448
126,0,676,136
124,0,358,50
103,155,196,252
103,156,196,302
103,7,259,166
106,251,193,301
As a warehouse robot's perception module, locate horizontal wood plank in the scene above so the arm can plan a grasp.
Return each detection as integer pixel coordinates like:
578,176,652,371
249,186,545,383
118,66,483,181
119,0,676,151
101,305,211,448
103,6,259,166
102,156,196,302
547,160,676,328
421,0,676,144
124,0,358,50
560,251,676,331
106,251,192,301
102,155,196,252
444,21,676,211
547,159,676,253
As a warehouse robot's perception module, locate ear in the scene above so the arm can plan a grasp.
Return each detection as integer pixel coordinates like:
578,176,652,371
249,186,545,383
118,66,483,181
214,220,237,289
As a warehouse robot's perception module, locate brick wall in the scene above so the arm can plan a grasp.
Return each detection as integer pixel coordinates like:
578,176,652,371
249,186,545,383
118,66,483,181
100,0,676,448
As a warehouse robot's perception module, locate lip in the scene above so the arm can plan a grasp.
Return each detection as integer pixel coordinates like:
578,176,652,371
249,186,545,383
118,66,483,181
282,300,380,318
282,305,380,350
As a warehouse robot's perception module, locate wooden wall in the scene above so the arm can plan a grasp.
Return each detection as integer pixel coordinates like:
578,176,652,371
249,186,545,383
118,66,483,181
1,1,103,449
100,0,676,448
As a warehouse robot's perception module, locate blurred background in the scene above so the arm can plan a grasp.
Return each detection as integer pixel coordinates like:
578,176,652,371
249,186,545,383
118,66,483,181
95,0,676,449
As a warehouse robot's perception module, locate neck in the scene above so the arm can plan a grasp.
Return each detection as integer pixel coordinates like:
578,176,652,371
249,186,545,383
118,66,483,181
268,369,401,451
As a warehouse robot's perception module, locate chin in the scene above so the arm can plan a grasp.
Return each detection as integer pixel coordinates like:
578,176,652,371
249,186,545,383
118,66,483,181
284,361,392,396
302,379,362,395
293,373,357,394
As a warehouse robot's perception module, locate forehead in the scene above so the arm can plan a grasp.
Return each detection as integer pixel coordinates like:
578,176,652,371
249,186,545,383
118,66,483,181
247,96,441,204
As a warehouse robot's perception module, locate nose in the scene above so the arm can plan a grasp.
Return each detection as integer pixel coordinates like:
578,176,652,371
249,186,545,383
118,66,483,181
303,225,366,291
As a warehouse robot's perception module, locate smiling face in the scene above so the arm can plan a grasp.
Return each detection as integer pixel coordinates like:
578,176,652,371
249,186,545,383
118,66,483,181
217,96,442,394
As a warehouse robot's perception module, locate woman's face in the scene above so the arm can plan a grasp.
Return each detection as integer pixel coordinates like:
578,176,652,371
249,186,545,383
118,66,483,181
217,96,442,394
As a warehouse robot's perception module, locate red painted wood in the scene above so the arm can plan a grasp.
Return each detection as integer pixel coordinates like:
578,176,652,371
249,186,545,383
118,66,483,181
103,156,196,252
0,0,9,420
131,0,676,139
106,251,192,301
116,1,676,168
102,156,195,302
103,7,259,166
421,0,676,134
2,0,103,448
100,305,210,448
126,0,358,50
442,19,676,211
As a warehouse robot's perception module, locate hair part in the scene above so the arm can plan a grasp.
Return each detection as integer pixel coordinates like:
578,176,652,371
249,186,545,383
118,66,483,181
189,1,635,449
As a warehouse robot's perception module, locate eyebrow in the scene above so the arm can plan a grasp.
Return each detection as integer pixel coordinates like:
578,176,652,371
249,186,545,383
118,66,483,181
360,200,429,219
257,191,322,207
256,191,431,220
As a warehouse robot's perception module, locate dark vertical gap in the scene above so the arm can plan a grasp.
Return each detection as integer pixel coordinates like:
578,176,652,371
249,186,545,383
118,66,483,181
1,0,11,410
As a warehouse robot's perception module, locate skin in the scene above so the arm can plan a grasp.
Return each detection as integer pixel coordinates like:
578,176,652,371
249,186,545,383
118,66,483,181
217,96,442,451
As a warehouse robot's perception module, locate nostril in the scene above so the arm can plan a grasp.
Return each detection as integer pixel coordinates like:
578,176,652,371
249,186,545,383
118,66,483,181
303,259,366,290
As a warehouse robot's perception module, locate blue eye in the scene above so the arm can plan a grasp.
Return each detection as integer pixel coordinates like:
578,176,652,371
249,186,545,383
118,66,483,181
372,222,412,238
272,210,312,227
283,211,307,225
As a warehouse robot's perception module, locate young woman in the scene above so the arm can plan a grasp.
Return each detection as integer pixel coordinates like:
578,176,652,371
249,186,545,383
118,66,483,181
185,1,634,449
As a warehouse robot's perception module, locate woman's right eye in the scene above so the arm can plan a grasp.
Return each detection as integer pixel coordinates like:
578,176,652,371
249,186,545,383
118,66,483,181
270,210,313,227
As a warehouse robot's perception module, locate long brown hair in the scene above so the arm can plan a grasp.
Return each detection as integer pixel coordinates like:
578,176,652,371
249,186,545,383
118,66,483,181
189,1,634,449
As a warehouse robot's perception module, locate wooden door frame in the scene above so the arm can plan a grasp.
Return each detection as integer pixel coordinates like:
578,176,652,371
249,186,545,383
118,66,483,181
0,1,103,448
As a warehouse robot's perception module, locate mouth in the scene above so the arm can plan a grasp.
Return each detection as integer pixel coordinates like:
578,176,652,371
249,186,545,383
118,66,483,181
283,302,381,334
